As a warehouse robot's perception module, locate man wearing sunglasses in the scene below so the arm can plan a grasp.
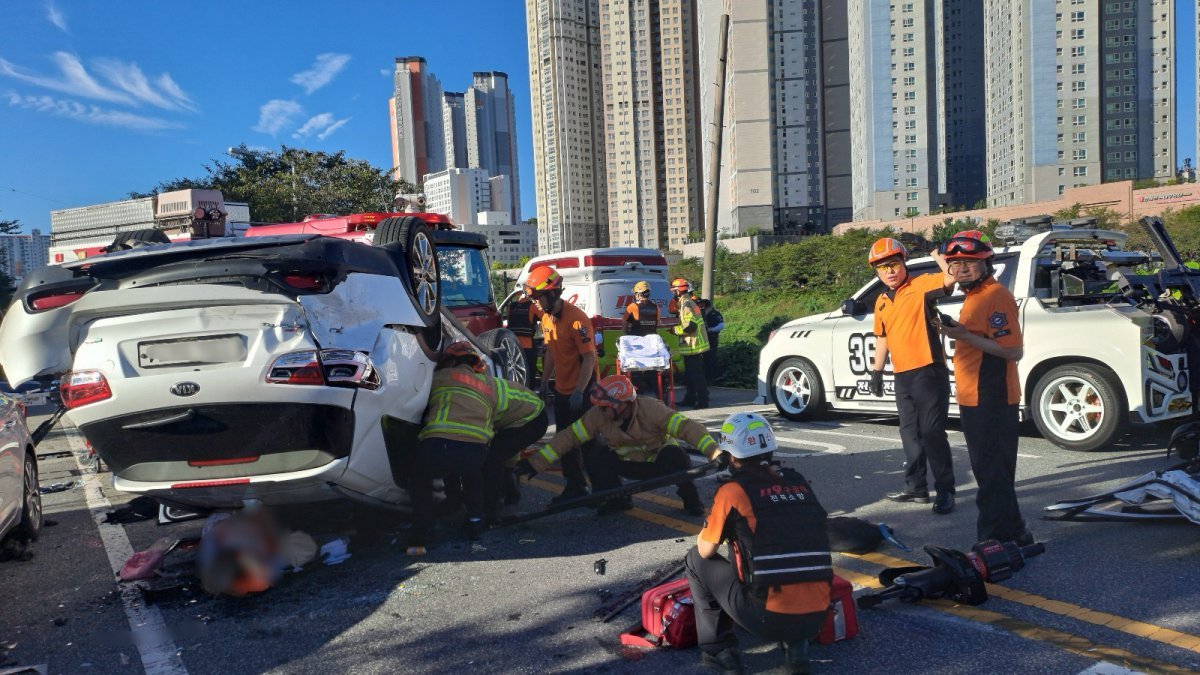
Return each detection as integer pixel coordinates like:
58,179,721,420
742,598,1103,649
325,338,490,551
519,374,719,516
936,231,1034,546
868,237,957,514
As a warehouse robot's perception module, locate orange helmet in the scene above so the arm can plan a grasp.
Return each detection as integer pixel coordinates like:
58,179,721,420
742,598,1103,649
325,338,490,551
524,267,563,298
670,278,691,293
590,374,637,408
438,341,486,373
943,231,994,260
868,238,907,266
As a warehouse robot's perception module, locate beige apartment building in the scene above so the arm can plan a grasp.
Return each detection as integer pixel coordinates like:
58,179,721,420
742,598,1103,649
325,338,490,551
599,0,702,251
525,0,609,254
985,0,1175,207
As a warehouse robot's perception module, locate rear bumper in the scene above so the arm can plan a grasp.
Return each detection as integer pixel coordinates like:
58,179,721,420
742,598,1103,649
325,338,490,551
114,458,350,510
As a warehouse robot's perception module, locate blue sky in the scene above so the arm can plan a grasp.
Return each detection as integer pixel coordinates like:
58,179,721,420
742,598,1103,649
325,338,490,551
0,1,1196,235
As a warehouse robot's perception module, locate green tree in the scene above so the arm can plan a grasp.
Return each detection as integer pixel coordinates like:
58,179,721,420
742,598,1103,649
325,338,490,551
1052,203,1125,230
134,145,416,223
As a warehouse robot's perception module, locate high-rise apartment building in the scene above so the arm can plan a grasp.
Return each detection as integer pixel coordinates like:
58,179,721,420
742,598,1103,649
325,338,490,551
849,0,987,221
985,0,1175,207
697,0,853,235
599,0,701,251
442,92,469,169
389,57,446,187
465,72,522,227
0,229,50,281
526,0,609,253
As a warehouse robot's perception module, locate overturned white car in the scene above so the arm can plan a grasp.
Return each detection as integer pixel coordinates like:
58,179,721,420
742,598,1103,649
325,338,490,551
0,219,518,511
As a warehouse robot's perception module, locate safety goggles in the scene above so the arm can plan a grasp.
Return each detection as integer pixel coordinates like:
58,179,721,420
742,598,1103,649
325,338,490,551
873,261,904,272
941,237,991,256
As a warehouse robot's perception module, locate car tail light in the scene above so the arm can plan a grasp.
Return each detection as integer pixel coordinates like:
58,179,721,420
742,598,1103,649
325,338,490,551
171,478,251,489
282,274,325,291
61,371,113,409
266,350,380,389
30,290,87,311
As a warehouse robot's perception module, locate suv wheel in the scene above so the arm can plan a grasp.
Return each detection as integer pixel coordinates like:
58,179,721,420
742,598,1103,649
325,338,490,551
1032,364,1124,451
479,328,528,385
374,217,441,331
772,358,825,421
108,229,171,251
13,450,41,542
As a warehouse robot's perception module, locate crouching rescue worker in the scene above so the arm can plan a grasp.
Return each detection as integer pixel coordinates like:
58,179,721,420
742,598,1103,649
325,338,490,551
936,230,1033,546
686,412,832,674
520,374,718,516
483,377,549,522
410,342,499,551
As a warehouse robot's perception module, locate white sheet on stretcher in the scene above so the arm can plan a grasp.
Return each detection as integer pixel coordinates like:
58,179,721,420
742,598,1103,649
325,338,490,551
618,334,671,371
1112,470,1200,525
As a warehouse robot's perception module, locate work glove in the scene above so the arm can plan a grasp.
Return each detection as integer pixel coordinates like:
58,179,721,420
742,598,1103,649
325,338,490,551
569,391,584,413
869,370,884,398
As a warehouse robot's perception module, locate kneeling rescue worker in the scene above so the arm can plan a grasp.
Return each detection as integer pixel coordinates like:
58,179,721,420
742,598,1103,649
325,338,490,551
686,412,832,674
521,374,718,516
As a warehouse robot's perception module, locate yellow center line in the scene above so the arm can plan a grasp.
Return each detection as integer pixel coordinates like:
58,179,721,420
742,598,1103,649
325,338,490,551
523,477,1200,664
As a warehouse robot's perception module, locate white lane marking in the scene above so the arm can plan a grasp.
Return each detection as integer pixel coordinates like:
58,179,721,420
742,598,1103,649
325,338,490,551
784,427,902,443
63,423,189,675
775,437,846,456
1017,453,1041,459
1075,663,1145,675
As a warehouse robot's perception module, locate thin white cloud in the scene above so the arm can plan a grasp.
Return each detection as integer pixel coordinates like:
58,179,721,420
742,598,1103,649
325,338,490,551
7,92,182,131
379,68,390,77
292,112,351,141
93,58,195,111
317,117,349,140
290,53,351,95
0,52,193,111
46,2,68,33
254,99,304,135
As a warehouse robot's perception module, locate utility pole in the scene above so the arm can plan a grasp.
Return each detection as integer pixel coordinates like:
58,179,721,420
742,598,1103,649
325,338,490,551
701,14,730,301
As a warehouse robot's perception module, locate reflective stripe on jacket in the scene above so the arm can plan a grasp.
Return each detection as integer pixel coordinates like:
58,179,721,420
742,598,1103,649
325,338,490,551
494,378,545,430
674,296,710,355
538,397,717,464
418,365,499,443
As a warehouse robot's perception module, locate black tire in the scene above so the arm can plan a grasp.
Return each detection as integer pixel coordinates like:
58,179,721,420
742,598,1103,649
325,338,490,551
13,450,41,542
1031,363,1125,452
771,357,826,421
373,217,441,330
479,328,528,385
109,229,170,251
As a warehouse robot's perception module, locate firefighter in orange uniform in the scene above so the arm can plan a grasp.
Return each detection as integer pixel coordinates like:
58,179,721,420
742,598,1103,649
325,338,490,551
525,266,597,502
868,237,957,514
936,231,1033,546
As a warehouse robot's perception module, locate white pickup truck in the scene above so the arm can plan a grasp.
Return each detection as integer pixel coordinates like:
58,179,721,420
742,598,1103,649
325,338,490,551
756,227,1193,451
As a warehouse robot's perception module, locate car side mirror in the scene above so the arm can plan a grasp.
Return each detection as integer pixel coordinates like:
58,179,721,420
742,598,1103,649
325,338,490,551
841,299,859,316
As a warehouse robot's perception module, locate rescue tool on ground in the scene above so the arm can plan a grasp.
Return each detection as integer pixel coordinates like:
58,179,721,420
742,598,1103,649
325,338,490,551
856,539,1045,609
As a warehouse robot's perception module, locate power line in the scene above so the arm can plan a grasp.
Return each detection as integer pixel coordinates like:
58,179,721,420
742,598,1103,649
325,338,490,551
0,185,71,205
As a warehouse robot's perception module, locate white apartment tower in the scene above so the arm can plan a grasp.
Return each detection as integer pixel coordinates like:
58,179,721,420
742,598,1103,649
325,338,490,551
985,0,1175,207
423,168,492,227
848,0,987,221
599,0,702,251
465,72,522,227
526,0,609,253
389,57,447,187
442,92,469,169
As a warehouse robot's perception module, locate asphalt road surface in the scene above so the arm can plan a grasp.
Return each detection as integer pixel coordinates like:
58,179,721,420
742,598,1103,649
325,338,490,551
2,391,1198,675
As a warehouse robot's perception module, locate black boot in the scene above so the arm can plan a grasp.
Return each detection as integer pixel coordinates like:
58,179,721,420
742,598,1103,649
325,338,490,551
781,639,811,674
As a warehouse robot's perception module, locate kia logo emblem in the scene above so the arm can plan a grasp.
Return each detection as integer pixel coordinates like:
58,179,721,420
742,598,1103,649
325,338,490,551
170,382,200,397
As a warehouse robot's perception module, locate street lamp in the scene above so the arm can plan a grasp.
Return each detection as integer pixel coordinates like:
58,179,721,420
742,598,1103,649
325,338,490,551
227,146,297,220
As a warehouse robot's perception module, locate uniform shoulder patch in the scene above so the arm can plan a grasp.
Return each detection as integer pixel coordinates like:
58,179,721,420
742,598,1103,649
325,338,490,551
988,311,1008,330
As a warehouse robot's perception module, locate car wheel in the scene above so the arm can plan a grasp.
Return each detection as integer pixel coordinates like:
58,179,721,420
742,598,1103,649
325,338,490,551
772,358,825,421
479,328,528,385
1032,364,1125,452
374,217,442,330
108,229,171,251
13,450,41,542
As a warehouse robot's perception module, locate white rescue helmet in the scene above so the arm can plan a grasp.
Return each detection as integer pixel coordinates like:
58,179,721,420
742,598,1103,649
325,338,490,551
718,412,778,459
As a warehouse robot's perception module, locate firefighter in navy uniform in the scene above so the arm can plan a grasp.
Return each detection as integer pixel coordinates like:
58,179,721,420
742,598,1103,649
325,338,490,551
623,281,662,398
506,290,541,388
868,237,958,514
686,412,832,674
936,231,1034,547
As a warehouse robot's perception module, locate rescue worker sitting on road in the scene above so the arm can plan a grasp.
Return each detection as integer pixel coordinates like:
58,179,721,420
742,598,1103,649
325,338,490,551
526,266,598,503
409,341,499,551
623,280,662,398
686,412,832,675
483,377,549,523
520,374,718,516
672,278,710,409
506,289,542,388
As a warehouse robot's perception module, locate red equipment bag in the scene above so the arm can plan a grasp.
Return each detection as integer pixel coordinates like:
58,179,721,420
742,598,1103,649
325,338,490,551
619,577,697,649
816,574,859,645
